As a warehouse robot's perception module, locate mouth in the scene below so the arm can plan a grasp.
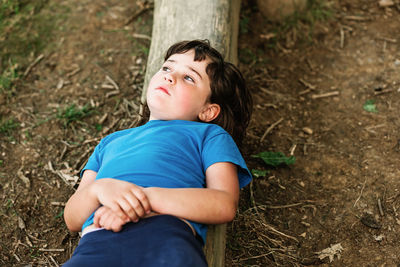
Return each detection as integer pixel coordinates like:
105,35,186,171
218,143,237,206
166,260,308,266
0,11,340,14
156,86,170,95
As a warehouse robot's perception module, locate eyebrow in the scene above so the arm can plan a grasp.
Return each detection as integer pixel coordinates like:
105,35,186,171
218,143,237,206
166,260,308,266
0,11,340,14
166,59,203,80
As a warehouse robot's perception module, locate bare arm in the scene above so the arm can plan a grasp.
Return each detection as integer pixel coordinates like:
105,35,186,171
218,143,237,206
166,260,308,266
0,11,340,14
143,162,239,224
64,170,99,232
64,171,151,232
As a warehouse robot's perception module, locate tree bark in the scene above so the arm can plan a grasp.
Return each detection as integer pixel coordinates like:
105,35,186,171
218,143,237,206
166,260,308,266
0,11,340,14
141,0,241,266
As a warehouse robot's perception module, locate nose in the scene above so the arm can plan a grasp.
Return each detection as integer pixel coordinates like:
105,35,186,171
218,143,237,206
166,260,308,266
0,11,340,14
164,73,174,84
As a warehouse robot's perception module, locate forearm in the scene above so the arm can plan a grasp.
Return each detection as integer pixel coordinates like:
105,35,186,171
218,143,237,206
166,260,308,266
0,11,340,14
64,183,100,232
143,187,238,224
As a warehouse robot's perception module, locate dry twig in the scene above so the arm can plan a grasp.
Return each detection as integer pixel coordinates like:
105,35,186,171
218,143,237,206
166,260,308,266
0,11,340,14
124,3,153,25
354,179,367,207
260,118,284,142
311,91,339,99
23,54,44,78
378,198,384,216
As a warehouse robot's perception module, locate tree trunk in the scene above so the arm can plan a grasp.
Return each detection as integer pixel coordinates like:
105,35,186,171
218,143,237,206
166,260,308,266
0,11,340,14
141,0,241,266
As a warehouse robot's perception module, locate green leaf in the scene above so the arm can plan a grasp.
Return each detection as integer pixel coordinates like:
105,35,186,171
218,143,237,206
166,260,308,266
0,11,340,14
252,151,296,167
363,100,378,113
251,169,268,178
55,210,64,219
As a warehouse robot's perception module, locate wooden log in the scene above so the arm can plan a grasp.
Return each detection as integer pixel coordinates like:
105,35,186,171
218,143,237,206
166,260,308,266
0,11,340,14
141,0,241,103
141,0,241,266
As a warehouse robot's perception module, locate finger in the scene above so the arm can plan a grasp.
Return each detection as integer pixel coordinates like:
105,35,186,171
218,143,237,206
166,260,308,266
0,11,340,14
98,208,110,228
111,218,124,232
94,206,106,228
117,197,140,222
131,187,151,214
102,209,116,230
109,202,129,221
123,194,145,218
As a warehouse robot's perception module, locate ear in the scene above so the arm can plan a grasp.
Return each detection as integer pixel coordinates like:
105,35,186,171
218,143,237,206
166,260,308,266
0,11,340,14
198,103,221,122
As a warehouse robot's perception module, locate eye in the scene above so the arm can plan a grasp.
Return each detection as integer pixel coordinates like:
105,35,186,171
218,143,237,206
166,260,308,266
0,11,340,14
184,75,194,83
162,66,170,72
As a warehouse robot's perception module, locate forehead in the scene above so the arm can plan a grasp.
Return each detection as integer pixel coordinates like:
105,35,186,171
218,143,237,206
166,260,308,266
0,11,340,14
166,50,210,72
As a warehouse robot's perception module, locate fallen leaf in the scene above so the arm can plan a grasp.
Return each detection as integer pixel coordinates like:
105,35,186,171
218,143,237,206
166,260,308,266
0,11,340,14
316,243,343,263
252,151,296,167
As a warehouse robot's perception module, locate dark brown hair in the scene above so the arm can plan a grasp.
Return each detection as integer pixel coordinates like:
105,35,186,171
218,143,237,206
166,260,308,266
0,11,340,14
164,40,253,147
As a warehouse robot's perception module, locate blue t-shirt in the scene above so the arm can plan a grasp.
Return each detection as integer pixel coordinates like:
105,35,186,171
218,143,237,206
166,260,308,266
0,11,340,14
81,120,252,243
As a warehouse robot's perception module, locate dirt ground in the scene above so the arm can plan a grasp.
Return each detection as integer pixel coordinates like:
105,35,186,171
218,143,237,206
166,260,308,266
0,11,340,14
1,0,399,266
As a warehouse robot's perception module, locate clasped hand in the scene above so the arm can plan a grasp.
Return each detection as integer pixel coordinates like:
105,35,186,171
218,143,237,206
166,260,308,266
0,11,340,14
92,178,151,231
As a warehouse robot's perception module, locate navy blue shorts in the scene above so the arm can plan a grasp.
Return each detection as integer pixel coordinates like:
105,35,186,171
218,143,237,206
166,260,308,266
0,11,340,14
63,215,207,267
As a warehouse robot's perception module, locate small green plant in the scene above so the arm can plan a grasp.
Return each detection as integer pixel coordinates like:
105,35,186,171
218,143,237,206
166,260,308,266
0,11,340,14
0,61,19,92
252,151,296,167
0,0,20,20
363,99,378,113
57,104,93,126
0,118,19,135
55,210,64,219
95,123,103,131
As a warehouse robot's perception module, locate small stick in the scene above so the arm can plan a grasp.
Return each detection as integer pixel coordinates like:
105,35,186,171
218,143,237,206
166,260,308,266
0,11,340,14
106,75,120,90
375,89,393,95
365,124,386,131
49,255,59,267
132,33,151,41
39,248,65,252
299,88,312,95
13,254,21,262
376,36,397,43
66,67,81,78
27,233,46,242
23,54,44,78
73,147,92,170
260,118,284,142
267,203,303,209
377,198,384,216
59,145,68,161
354,179,367,207
261,222,299,243
51,202,66,206
17,167,30,188
105,90,120,98
344,15,371,21
124,3,152,26
289,144,297,156
299,78,316,90
340,27,345,48
311,91,339,99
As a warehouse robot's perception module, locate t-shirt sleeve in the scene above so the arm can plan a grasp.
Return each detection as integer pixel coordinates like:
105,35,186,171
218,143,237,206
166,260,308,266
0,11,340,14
80,140,103,177
202,132,252,188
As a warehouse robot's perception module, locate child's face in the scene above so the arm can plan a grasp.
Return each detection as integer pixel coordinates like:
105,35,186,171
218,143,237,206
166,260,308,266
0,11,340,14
147,49,214,121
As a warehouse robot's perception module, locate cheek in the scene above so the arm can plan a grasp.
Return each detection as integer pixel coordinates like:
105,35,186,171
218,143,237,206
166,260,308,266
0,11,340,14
176,90,197,110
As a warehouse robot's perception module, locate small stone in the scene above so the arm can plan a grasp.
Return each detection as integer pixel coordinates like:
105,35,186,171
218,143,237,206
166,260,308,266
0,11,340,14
374,234,384,242
379,0,394,7
303,127,313,135
18,216,26,230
